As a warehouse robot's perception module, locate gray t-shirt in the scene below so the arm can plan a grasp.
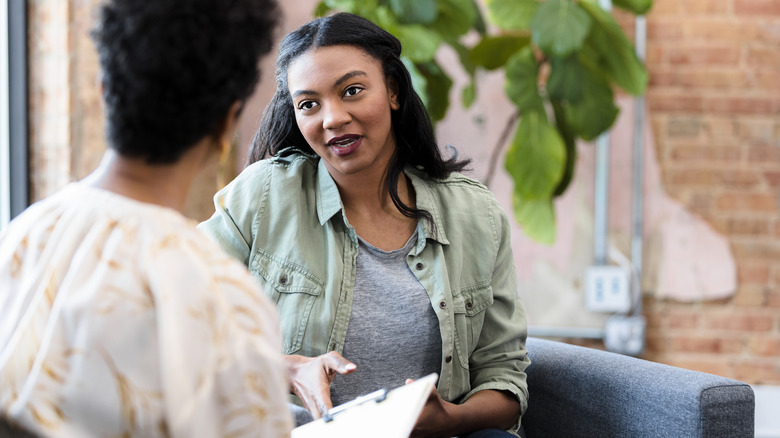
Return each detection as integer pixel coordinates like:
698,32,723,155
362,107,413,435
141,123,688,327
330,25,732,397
330,231,442,407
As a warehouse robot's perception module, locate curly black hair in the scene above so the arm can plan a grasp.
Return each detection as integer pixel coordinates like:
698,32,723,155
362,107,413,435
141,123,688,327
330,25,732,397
91,0,279,164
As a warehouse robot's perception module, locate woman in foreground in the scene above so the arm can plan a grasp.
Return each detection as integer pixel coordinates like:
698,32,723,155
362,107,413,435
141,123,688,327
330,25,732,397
0,0,291,436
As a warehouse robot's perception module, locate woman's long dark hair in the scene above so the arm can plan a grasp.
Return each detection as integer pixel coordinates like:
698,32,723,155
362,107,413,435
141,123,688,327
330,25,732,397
248,12,469,221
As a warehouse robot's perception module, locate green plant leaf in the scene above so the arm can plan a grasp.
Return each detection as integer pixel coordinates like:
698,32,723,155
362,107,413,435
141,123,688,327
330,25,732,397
550,99,577,196
486,0,539,31
325,0,379,16
314,1,332,17
389,0,438,24
504,47,544,112
470,0,488,34
563,66,619,140
431,0,475,39
462,82,476,108
397,24,441,62
511,193,556,244
417,61,452,122
449,40,476,75
531,0,591,57
470,35,531,71
546,55,586,102
403,57,429,108
612,0,653,15
504,111,566,199
579,1,648,95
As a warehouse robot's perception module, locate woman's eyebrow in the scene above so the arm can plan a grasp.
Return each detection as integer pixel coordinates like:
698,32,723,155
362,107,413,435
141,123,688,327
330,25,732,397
334,71,367,88
291,71,368,99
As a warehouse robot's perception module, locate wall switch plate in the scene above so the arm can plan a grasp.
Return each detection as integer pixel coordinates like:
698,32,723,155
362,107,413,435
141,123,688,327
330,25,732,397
585,265,630,313
604,315,646,356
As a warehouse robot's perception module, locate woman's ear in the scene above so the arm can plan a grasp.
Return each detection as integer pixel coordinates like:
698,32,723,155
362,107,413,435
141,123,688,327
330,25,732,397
214,101,244,152
388,79,400,111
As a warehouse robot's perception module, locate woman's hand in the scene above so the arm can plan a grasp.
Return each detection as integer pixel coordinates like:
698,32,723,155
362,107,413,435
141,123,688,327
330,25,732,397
284,352,356,419
407,379,521,438
407,379,458,438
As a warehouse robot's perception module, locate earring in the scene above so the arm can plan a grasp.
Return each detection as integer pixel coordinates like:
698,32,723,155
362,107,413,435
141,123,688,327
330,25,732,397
216,137,232,190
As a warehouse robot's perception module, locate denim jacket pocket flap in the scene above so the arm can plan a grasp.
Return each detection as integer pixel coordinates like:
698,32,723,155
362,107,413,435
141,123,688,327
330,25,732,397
455,284,494,316
252,252,323,296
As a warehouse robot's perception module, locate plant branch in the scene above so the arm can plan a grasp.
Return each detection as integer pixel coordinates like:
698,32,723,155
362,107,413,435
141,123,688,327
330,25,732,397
483,110,520,188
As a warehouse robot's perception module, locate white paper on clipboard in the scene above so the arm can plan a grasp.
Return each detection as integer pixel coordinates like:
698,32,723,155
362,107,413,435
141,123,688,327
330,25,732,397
291,373,438,438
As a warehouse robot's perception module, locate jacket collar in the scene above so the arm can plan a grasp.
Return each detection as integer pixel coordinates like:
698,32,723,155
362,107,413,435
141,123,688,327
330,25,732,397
314,159,449,246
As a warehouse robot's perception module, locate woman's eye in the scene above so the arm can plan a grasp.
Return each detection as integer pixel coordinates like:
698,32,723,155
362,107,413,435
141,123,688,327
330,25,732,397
344,86,363,97
297,100,318,111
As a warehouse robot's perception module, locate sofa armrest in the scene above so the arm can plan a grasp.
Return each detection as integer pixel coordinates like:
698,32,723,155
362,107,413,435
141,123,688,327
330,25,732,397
522,337,755,438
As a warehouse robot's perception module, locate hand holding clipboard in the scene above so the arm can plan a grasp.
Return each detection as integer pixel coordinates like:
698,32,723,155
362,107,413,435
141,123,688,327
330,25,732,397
291,373,439,438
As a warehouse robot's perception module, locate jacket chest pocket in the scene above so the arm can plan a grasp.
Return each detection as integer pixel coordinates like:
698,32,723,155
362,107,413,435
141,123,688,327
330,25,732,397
252,252,323,354
452,285,493,369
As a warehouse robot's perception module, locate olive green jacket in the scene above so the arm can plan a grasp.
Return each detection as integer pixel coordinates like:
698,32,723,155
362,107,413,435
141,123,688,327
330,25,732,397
199,152,530,434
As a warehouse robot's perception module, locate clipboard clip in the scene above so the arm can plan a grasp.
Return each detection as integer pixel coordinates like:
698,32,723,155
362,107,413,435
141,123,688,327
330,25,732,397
322,388,388,423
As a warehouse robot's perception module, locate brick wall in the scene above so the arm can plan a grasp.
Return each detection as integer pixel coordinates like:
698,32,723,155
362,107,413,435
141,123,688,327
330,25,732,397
637,0,780,384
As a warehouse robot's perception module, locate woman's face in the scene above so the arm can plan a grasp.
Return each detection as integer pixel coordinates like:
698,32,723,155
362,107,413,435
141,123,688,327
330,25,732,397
287,45,399,181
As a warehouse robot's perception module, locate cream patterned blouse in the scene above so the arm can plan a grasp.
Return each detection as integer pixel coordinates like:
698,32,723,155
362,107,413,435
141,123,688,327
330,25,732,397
0,183,292,437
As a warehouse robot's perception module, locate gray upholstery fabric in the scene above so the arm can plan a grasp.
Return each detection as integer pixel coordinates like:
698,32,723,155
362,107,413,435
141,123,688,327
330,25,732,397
522,337,755,438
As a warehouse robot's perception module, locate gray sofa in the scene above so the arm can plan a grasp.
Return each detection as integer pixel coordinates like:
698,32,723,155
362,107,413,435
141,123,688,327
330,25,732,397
522,337,755,438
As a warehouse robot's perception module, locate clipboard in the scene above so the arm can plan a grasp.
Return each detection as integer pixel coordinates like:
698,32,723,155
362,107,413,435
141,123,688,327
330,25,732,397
291,373,438,438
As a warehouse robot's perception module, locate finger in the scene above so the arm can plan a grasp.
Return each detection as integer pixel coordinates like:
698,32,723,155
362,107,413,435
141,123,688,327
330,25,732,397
323,351,357,375
405,378,415,385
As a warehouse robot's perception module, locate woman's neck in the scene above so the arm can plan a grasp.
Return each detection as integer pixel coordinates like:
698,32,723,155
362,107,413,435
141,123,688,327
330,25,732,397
82,144,211,213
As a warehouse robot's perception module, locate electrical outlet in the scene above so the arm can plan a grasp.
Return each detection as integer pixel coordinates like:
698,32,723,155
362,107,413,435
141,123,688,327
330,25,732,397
604,315,646,356
584,265,630,313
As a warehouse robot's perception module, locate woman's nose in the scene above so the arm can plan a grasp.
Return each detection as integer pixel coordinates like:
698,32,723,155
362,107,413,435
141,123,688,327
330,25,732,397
322,101,351,130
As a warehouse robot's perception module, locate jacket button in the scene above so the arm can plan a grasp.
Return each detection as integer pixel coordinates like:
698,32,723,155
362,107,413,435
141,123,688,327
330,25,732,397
465,301,473,310
445,355,452,363
415,262,424,270
279,274,288,285
439,301,446,309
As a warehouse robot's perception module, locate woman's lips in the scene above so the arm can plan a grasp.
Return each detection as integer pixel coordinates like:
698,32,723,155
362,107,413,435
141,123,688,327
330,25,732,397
327,135,362,156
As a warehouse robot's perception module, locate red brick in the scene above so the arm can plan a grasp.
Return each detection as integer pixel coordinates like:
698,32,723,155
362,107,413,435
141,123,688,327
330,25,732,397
667,46,741,65
748,145,780,163
648,93,705,112
735,0,780,16
733,285,768,307
738,263,771,284
706,97,778,116
649,0,681,15
705,312,774,332
732,359,780,385
748,337,780,357
663,356,734,378
647,20,684,39
650,69,749,90
766,171,780,188
768,289,780,307
667,168,761,189
684,20,759,42
666,116,703,138
669,145,742,163
733,242,780,261
712,217,772,237
715,193,777,212
666,308,702,329
681,1,729,15
746,47,780,70
670,335,744,354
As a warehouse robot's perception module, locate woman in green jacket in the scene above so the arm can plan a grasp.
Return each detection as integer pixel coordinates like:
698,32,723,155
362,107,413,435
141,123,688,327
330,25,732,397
200,12,530,438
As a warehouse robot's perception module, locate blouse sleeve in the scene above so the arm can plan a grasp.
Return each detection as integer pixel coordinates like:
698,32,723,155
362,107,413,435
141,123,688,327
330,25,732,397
145,234,292,438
